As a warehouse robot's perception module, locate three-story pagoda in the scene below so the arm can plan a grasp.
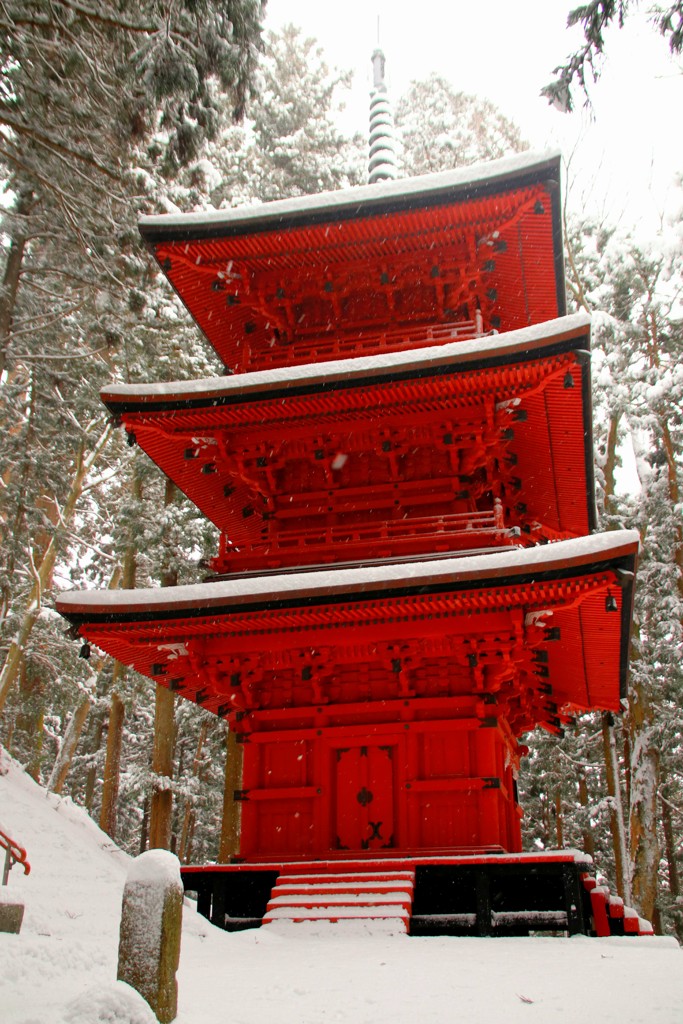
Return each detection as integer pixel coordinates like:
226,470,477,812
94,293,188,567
58,152,647,937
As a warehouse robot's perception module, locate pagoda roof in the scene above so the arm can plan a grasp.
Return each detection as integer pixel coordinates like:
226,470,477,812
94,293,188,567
104,311,589,408
103,314,596,571
57,532,638,732
139,151,565,372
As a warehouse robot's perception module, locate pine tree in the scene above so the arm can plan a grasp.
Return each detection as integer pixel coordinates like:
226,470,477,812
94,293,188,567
556,211,683,928
395,74,528,177
542,1,683,111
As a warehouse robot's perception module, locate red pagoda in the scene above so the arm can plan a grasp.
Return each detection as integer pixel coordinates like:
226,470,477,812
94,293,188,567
57,151,648,937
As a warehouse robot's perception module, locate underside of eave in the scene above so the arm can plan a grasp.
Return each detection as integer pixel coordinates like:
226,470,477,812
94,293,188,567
139,159,565,372
103,345,596,565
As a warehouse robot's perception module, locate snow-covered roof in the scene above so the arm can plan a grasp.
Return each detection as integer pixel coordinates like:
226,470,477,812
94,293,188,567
57,530,638,618
102,312,590,406
139,150,561,242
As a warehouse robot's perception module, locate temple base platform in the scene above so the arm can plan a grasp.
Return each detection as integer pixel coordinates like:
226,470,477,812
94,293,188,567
180,851,653,938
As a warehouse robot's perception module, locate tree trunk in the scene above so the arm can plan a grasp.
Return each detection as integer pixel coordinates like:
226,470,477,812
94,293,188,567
218,726,243,863
18,660,44,783
0,188,33,375
99,676,125,840
602,411,621,511
148,479,179,851
84,712,106,812
661,787,683,942
554,788,564,848
47,696,92,795
46,566,123,796
178,721,209,864
148,684,176,850
601,712,631,902
628,683,660,923
623,730,632,815
139,796,150,855
577,769,595,858
0,423,112,717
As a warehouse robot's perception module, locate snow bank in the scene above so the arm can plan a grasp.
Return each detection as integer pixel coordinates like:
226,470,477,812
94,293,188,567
60,982,156,1024
1,750,682,1024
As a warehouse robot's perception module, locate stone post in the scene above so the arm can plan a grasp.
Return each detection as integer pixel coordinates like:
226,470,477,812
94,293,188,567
0,884,25,933
117,849,183,1023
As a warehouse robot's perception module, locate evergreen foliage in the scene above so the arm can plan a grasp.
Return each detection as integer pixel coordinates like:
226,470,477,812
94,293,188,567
0,22,365,865
519,211,683,933
395,74,528,177
543,2,683,111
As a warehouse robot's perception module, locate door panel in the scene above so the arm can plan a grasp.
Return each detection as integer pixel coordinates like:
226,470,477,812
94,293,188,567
334,744,395,850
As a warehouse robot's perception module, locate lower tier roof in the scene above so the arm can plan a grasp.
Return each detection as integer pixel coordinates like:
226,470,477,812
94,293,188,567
57,533,638,736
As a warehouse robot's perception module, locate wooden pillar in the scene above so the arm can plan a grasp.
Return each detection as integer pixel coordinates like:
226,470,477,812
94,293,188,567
218,727,243,862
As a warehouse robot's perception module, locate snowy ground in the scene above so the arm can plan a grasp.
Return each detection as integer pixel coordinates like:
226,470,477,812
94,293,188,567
2,752,682,1024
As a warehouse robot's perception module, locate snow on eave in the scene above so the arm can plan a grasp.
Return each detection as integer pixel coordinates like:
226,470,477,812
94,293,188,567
139,150,562,243
102,311,590,405
56,530,639,618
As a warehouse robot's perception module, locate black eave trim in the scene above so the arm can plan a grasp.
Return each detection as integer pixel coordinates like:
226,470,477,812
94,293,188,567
139,158,563,245
103,334,591,416
61,551,637,628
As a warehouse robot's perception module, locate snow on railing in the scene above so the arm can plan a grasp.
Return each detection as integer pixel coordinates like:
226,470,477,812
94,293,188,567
0,824,30,885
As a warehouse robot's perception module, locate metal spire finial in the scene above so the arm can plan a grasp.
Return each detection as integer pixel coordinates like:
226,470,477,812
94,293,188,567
368,36,398,185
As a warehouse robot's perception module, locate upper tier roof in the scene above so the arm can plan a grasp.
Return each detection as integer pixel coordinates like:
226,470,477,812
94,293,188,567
139,151,565,373
103,313,596,573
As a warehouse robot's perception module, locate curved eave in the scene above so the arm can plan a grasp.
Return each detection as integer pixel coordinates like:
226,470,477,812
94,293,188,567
101,314,598,543
57,533,639,714
139,151,562,244
58,533,637,621
138,152,566,371
102,313,590,412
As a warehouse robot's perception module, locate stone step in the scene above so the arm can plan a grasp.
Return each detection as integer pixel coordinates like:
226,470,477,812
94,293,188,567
268,892,412,907
273,881,414,896
263,865,415,931
264,904,410,921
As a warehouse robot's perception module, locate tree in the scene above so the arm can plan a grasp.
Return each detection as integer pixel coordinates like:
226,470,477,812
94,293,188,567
558,211,683,927
222,24,365,202
395,74,527,177
0,1,264,859
0,0,265,718
543,2,683,111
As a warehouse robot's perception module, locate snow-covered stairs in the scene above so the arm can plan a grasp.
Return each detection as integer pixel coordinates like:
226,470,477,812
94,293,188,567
580,873,654,937
262,866,415,932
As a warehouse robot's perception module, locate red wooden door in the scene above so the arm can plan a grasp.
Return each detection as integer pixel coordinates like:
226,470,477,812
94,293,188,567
334,744,396,851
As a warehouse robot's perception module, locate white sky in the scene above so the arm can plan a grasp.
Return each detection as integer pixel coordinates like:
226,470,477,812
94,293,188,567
264,0,683,234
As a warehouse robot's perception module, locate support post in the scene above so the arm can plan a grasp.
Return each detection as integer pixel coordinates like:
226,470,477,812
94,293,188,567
218,726,243,862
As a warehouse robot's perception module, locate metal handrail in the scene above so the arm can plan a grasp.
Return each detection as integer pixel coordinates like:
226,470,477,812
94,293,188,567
0,826,30,885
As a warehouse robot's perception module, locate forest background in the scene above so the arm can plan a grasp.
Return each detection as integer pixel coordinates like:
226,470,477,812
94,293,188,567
0,0,682,939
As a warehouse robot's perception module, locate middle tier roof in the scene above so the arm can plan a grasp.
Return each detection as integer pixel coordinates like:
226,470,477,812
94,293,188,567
105,313,596,574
